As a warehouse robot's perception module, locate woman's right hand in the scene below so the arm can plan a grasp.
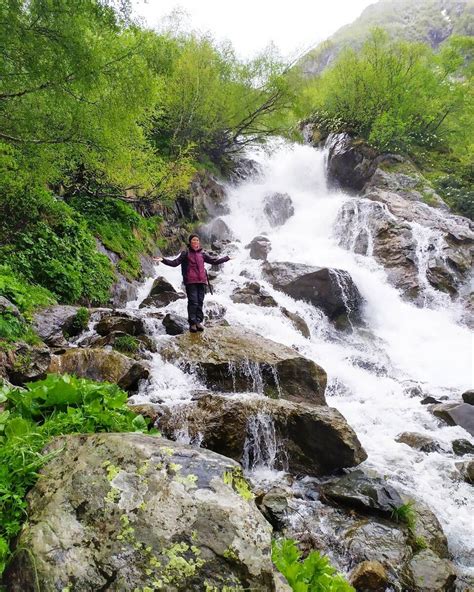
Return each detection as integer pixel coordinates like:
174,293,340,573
153,256,163,263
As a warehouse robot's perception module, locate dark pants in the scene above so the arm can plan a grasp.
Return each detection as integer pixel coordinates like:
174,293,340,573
186,283,206,325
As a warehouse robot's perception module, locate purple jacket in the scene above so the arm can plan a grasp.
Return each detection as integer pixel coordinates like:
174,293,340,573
161,248,230,285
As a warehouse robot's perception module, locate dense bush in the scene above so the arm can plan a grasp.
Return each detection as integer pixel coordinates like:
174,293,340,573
0,374,156,576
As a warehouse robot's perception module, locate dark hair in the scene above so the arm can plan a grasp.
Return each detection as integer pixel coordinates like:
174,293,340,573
188,234,200,244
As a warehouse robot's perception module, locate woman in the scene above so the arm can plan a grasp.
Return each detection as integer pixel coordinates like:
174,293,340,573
154,234,231,333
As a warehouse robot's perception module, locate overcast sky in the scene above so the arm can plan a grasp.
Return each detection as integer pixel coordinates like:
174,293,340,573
133,0,376,60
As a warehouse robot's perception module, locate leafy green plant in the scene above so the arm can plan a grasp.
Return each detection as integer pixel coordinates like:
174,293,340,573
67,307,90,338
272,538,355,592
0,374,157,576
114,335,139,354
391,501,416,530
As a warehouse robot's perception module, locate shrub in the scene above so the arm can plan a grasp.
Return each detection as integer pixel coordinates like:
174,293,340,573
114,335,139,354
68,307,90,337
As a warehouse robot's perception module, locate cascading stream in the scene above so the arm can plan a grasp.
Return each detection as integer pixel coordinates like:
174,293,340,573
127,141,473,577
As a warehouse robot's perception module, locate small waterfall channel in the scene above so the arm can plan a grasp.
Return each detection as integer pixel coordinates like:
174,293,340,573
126,141,473,583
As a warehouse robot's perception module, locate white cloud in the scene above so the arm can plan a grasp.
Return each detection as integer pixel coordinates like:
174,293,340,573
133,0,376,59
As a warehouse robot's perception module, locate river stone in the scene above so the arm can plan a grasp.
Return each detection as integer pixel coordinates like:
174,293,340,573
455,460,474,484
349,560,388,592
257,487,289,530
281,307,311,338
462,390,474,405
163,313,188,335
395,432,441,453
140,276,185,308
408,549,456,592
32,305,82,347
321,470,404,516
3,343,51,386
411,503,449,559
5,433,277,591
231,282,278,307
158,394,367,476
95,314,146,337
432,403,474,436
262,261,363,323
48,348,149,391
159,326,327,404
452,439,474,456
246,235,272,261
263,192,295,227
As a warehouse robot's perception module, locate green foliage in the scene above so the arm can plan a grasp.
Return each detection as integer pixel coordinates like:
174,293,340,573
68,307,90,337
272,538,355,592
391,501,416,530
0,265,55,318
0,373,156,575
114,335,139,354
222,467,254,501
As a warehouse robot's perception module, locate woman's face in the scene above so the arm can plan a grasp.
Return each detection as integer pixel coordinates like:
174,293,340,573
190,237,200,250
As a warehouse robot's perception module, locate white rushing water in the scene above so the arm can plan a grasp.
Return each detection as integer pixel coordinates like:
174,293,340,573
128,141,473,575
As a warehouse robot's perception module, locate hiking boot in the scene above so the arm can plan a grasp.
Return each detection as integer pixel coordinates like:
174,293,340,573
196,323,204,332
189,324,198,333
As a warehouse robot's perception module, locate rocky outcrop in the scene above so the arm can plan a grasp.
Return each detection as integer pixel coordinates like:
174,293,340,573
431,402,474,436
263,192,295,227
159,326,327,404
408,549,456,592
0,342,51,385
95,313,146,337
396,432,441,453
198,217,235,244
462,390,474,405
32,305,83,347
5,433,278,591
262,260,363,326
48,348,149,391
175,171,230,222
245,235,272,261
228,158,263,184
139,276,185,309
231,282,278,307
159,393,367,476
163,312,188,335
325,133,379,192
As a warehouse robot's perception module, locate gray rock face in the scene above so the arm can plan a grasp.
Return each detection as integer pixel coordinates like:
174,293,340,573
0,296,22,319
262,261,363,324
231,282,278,307
163,313,188,335
432,403,474,436
32,305,82,347
175,171,230,222
408,549,456,592
462,390,474,405
229,158,263,184
325,133,379,192
411,503,449,559
159,326,327,404
1,343,51,385
140,276,185,309
48,348,149,391
245,235,272,261
159,393,367,476
5,433,277,591
452,439,474,456
321,470,404,516
198,217,234,244
396,432,441,453
263,192,295,227
95,314,146,337
455,460,474,485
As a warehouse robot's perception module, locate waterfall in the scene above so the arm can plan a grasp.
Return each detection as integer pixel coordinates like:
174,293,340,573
127,141,473,577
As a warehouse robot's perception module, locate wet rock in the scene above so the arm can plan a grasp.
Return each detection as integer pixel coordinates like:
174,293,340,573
32,305,83,347
452,439,474,456
198,217,235,244
245,235,272,261
231,282,278,307
321,470,404,516
408,549,456,591
257,488,289,530
421,396,442,405
455,460,474,484
5,433,276,591
89,331,157,355
349,560,388,592
462,390,474,405
175,171,230,222
2,343,51,386
95,314,146,337
263,192,295,227
432,403,474,436
411,503,449,559
229,158,263,184
281,307,310,338
163,313,188,335
48,348,149,391
396,432,441,453
159,326,327,404
325,133,378,192
158,394,367,477
205,301,227,321
140,276,185,308
262,261,363,324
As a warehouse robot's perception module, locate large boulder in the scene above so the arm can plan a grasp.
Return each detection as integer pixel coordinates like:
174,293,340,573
349,560,388,592
163,313,188,335
263,192,295,227
228,158,263,184
32,305,83,347
140,276,185,309
325,133,379,192
262,261,363,324
431,403,474,436
1,343,51,386
198,217,235,244
408,549,456,592
48,348,149,391
175,171,230,222
159,326,327,404
395,432,441,453
159,394,367,476
5,433,278,591
95,314,146,337
231,282,278,307
245,235,272,261
462,390,474,405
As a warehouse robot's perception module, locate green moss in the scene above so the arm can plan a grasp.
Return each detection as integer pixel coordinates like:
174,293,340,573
223,467,254,502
